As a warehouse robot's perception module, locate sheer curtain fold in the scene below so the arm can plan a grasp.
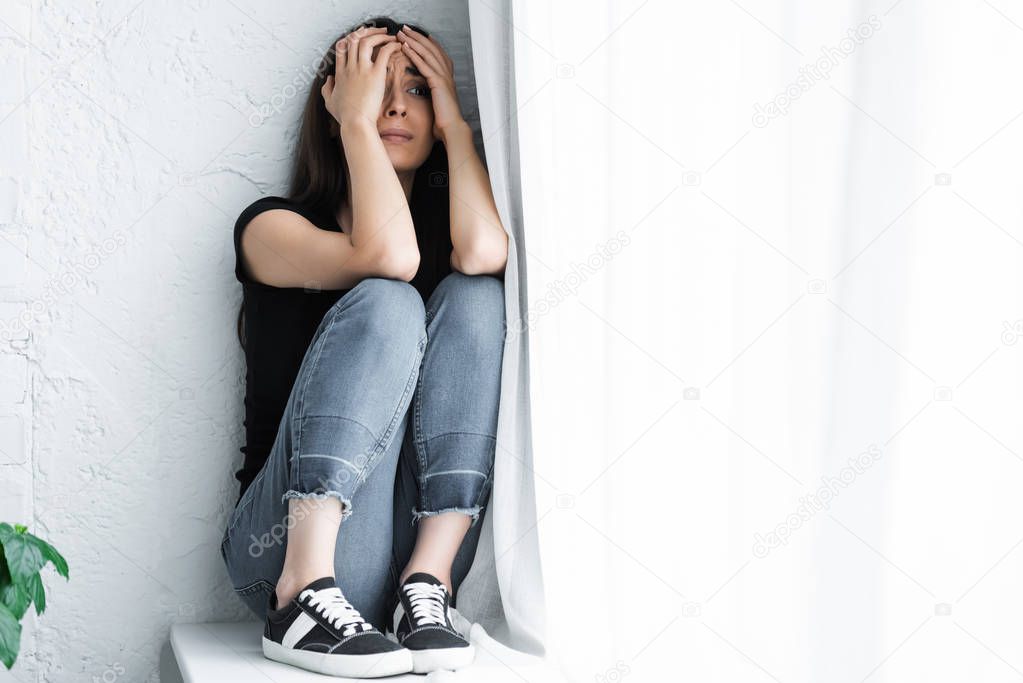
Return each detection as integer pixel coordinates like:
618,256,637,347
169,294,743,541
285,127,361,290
483,0,1023,681
456,0,548,660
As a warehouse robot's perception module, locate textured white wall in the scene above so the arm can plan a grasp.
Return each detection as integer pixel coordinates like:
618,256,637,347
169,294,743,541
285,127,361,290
0,1,476,680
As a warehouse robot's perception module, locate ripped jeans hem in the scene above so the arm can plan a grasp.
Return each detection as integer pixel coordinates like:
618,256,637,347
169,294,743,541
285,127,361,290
282,490,355,522
411,505,483,528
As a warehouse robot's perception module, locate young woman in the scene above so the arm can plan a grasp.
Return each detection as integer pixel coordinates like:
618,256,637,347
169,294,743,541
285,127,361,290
219,16,508,678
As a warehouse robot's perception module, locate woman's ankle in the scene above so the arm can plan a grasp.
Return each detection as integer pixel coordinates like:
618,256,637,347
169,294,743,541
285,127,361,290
399,566,452,594
275,571,333,606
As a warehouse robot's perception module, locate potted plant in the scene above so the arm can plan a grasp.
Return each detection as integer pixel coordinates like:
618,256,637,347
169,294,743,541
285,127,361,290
0,523,69,670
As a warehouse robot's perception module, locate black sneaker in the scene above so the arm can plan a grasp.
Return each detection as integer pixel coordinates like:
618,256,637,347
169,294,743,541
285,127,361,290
391,572,475,673
262,576,412,678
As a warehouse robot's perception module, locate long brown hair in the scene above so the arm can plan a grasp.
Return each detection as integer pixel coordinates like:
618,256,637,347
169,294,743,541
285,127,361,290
236,16,450,349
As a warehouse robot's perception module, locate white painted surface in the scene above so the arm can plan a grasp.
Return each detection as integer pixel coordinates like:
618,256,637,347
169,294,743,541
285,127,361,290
0,2,480,681
0,0,36,677
170,617,564,682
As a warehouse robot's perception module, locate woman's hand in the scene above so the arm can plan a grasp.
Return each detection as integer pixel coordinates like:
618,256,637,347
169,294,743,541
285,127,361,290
321,26,402,128
396,25,466,141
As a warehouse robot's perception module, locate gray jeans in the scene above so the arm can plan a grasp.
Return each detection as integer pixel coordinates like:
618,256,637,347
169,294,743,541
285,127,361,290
220,273,506,630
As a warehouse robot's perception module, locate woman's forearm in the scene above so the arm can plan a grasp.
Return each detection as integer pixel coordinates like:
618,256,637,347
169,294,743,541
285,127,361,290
341,118,420,271
443,122,508,275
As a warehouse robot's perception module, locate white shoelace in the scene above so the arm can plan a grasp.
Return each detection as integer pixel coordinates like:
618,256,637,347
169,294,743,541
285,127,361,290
302,586,369,637
404,581,449,627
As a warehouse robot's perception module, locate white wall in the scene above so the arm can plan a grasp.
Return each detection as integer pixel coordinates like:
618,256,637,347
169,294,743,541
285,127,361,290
0,0,36,678
0,1,476,680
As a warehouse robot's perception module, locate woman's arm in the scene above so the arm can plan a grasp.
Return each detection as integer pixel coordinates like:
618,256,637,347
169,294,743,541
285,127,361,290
397,27,508,276
240,206,414,291
240,28,421,290
325,28,420,277
441,121,509,276
338,115,420,279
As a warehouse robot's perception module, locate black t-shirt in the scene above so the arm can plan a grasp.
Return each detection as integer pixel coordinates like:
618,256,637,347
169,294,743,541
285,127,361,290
232,195,452,502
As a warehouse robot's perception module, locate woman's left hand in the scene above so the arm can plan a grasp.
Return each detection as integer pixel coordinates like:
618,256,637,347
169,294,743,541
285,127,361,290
396,26,465,142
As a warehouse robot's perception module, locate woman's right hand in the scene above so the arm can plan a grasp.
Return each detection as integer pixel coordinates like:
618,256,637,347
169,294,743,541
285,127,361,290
321,26,402,128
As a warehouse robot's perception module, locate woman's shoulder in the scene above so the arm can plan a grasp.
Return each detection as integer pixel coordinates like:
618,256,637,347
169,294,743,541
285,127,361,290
236,195,302,230
235,195,337,233
233,196,328,287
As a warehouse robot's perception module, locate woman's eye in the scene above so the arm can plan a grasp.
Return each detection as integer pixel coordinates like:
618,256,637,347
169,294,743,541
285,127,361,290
409,85,430,97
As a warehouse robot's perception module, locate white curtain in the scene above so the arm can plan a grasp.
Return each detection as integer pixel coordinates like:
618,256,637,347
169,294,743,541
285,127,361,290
471,0,1023,680
445,1,553,679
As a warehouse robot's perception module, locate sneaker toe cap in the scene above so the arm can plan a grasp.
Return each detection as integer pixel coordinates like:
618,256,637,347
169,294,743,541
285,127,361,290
335,632,405,655
403,628,470,650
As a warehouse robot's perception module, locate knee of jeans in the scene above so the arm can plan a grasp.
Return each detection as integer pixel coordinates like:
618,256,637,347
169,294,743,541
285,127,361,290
435,272,504,311
348,278,427,344
432,273,505,343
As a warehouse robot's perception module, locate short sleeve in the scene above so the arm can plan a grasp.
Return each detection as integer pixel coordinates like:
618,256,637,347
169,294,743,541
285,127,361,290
436,216,454,279
233,196,295,285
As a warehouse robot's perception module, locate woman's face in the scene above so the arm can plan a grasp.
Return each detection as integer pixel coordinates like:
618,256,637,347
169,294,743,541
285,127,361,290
373,43,435,174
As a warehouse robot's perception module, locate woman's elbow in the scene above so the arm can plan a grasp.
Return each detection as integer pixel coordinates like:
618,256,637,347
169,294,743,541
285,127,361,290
374,248,421,282
455,234,508,276
454,249,507,276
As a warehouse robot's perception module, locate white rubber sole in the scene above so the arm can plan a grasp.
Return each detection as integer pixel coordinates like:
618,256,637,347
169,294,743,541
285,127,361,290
410,643,476,673
262,637,413,678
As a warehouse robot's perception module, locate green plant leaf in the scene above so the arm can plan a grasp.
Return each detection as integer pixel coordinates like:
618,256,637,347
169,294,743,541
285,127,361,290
0,524,13,589
1,535,43,584
25,535,68,580
0,548,9,586
0,583,29,621
11,526,25,535
25,574,44,616
0,603,21,670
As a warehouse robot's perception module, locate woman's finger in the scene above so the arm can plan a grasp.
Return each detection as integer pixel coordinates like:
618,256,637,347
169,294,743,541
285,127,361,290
346,27,376,70
332,38,347,76
345,34,360,72
420,31,453,71
348,26,387,69
371,41,403,72
400,34,447,82
436,37,454,72
400,28,451,75
320,74,333,101
358,32,396,67
399,38,436,80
